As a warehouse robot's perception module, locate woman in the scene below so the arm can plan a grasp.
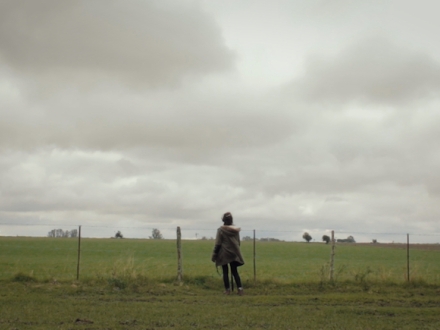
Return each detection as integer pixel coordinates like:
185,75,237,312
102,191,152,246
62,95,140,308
211,212,245,295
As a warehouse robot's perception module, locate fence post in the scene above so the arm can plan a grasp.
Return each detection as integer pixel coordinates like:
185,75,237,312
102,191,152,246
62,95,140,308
177,227,183,282
329,230,335,281
253,229,256,282
407,233,410,282
76,225,81,281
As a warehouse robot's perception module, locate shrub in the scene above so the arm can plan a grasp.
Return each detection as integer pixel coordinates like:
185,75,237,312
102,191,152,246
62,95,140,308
12,272,36,283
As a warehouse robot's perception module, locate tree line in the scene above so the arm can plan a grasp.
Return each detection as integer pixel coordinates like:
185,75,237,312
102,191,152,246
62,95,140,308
112,228,164,239
46,228,355,243
303,232,355,244
46,228,163,239
47,229,78,238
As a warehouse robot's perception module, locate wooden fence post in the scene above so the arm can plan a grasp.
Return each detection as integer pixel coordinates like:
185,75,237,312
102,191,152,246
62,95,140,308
177,227,183,282
253,229,256,282
407,233,410,282
76,225,81,281
329,230,335,281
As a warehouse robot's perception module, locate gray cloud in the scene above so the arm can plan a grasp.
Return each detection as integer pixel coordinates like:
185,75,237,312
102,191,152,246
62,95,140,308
0,0,234,87
0,87,294,154
2,2,440,242
291,37,440,105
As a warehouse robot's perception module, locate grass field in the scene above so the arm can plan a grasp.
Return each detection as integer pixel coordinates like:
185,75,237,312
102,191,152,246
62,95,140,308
1,237,439,284
1,237,440,329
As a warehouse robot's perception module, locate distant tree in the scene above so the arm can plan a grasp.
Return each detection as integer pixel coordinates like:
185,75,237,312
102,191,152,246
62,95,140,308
47,229,66,237
322,235,330,244
347,235,355,243
372,239,377,244
242,236,253,241
302,232,312,243
337,235,356,243
150,228,163,239
48,228,78,238
259,237,281,242
115,231,124,239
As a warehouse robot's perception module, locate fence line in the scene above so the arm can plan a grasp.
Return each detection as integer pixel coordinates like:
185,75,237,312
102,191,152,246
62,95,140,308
1,226,439,284
0,222,440,241
0,223,440,282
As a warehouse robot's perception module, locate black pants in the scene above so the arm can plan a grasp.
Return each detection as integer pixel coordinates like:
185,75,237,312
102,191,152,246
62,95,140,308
222,261,242,289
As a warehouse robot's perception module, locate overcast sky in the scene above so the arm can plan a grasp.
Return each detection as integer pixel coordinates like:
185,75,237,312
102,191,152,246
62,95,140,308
1,0,440,242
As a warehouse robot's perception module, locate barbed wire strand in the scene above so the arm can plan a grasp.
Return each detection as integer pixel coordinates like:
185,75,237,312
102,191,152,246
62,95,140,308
1,223,440,238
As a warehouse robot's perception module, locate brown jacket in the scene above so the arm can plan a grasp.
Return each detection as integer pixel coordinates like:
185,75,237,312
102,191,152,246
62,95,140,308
212,225,245,267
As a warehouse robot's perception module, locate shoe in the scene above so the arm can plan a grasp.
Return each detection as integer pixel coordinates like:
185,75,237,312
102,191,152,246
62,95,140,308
237,288,244,296
223,289,231,295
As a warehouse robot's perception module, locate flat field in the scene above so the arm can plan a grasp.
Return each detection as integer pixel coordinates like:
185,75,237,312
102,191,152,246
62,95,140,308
1,237,439,283
1,237,440,329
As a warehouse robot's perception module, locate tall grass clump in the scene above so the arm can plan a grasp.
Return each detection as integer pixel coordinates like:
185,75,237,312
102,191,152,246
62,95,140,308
12,271,37,283
105,256,149,290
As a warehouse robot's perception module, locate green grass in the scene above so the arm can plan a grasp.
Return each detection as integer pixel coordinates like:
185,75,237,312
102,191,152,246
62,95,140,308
1,281,440,329
1,238,440,329
1,237,440,284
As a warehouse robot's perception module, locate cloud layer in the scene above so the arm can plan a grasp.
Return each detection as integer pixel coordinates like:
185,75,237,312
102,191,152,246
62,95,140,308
294,37,440,105
1,1,440,243
0,0,234,87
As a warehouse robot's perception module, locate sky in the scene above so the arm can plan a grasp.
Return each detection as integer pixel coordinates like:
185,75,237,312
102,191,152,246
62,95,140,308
1,0,440,243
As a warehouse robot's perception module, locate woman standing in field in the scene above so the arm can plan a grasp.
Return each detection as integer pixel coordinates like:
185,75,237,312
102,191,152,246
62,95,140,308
211,212,245,295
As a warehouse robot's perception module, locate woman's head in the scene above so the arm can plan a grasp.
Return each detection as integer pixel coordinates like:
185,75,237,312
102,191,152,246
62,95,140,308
222,212,233,225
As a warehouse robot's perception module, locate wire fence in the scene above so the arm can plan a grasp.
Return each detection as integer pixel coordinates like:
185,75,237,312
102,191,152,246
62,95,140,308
1,223,440,244
1,223,440,285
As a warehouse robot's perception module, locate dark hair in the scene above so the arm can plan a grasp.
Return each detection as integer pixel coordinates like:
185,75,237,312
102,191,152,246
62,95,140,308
222,212,233,225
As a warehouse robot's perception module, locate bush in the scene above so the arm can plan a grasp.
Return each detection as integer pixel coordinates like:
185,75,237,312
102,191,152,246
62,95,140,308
12,272,36,283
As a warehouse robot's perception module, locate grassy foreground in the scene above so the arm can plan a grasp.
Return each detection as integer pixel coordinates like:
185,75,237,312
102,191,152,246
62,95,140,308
1,237,440,329
1,281,440,329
